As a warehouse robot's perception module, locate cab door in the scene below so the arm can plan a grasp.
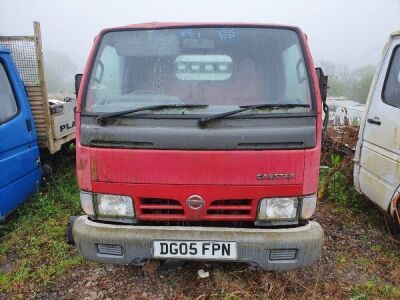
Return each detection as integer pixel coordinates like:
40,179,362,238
358,37,400,212
0,51,41,220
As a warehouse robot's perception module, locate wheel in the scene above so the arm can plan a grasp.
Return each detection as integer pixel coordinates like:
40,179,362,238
42,163,53,178
66,216,79,245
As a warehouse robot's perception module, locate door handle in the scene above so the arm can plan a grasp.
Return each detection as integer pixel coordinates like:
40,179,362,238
367,118,381,126
26,118,32,132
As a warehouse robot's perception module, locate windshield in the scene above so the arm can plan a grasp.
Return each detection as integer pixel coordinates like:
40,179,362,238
84,27,312,115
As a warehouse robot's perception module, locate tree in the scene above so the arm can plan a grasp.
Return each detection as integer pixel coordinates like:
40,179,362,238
348,65,376,103
317,60,351,97
317,61,376,103
43,49,77,94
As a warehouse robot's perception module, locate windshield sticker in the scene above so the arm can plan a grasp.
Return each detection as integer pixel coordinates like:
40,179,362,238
216,28,237,40
178,29,193,38
175,55,233,81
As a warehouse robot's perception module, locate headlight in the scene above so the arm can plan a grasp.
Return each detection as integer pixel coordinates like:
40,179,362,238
300,194,317,219
79,191,134,219
96,194,134,218
258,198,298,220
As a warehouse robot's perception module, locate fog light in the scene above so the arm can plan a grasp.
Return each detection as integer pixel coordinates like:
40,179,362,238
258,198,298,220
301,194,317,219
96,194,134,218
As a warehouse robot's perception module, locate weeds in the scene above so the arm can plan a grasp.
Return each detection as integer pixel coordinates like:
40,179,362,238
319,126,371,211
320,168,366,210
0,152,84,293
351,278,400,299
0,126,398,298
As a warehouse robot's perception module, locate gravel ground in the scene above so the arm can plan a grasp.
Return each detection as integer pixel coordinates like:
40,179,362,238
31,200,400,300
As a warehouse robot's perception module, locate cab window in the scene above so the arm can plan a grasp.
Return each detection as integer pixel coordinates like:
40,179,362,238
0,63,18,123
383,46,400,108
85,27,313,114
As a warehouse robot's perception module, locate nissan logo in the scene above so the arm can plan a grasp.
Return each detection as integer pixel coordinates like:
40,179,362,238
186,195,205,210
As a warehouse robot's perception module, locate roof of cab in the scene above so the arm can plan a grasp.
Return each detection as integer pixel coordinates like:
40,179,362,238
100,22,302,34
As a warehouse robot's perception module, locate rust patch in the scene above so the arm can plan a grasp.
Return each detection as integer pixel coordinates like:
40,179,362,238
394,194,400,225
394,126,400,149
91,159,98,181
78,158,88,171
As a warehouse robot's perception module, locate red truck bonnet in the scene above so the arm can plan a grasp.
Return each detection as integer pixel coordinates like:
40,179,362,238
75,23,322,222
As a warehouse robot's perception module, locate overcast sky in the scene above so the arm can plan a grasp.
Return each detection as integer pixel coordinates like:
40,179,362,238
1,0,399,72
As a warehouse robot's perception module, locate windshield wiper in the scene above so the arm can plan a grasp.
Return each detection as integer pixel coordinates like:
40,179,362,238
97,104,208,125
197,103,310,127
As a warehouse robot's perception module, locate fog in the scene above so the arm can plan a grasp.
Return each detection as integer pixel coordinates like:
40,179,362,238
1,0,399,93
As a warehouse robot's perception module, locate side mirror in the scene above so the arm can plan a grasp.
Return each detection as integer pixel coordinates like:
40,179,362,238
316,67,330,144
315,67,328,102
75,73,83,96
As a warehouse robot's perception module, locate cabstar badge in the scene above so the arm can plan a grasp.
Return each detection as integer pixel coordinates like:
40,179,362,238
256,173,296,180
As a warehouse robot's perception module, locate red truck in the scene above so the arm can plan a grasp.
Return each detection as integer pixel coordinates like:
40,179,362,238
70,22,328,270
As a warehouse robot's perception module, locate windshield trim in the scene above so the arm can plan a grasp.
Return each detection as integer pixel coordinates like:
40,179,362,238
81,110,316,120
81,24,316,115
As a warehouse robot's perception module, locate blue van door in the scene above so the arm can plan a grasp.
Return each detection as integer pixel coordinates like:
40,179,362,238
0,49,41,220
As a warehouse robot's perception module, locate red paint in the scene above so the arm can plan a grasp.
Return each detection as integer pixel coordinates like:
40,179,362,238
76,22,322,221
300,30,322,195
89,148,305,186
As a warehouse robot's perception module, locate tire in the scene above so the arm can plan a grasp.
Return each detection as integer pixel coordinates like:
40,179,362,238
42,163,53,178
66,216,79,245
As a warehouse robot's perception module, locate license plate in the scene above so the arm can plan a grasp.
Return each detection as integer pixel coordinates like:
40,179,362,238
153,241,237,260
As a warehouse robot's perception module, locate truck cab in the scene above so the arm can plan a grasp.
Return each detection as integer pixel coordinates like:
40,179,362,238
0,47,41,220
72,23,325,270
354,32,400,225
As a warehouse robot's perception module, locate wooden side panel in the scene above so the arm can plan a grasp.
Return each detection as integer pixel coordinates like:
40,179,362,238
33,22,55,153
26,85,49,147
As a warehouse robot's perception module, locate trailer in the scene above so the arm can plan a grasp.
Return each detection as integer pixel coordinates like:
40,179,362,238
0,22,75,154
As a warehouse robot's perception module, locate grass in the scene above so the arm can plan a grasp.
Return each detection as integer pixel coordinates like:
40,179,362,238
318,155,384,229
319,158,367,211
0,149,398,298
351,278,400,299
0,152,84,293
319,154,400,300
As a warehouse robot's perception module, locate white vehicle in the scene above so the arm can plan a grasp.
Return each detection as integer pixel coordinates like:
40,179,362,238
326,98,365,126
333,104,364,126
354,32,400,225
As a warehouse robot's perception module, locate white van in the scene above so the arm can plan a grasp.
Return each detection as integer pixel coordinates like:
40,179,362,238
354,32,400,225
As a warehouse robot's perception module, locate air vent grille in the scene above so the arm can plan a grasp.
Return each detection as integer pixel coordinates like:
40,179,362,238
207,199,252,216
269,249,297,261
97,243,124,256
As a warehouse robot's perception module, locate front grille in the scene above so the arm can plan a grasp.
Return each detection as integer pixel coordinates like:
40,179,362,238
269,249,297,261
139,198,185,218
97,243,124,256
137,197,254,222
207,199,252,216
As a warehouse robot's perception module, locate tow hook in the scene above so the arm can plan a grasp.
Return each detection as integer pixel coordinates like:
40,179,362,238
66,216,79,245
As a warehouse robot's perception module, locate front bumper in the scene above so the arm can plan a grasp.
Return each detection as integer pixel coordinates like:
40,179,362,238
72,216,324,270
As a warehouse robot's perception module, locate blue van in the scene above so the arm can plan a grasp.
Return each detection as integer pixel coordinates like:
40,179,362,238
0,47,41,220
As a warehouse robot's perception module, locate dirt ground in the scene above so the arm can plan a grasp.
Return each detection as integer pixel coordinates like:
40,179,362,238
2,127,399,299
31,200,399,300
